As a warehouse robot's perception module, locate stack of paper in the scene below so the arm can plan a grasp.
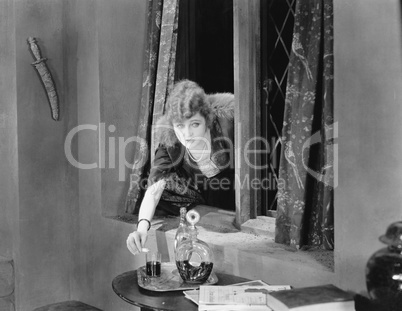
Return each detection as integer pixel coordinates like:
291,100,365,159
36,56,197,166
183,280,291,311
198,285,272,311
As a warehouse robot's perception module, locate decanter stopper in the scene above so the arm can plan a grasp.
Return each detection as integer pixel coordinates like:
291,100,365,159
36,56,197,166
175,210,214,284
186,209,200,227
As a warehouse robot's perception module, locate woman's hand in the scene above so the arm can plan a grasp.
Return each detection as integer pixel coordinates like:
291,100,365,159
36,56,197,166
126,220,150,255
126,230,148,255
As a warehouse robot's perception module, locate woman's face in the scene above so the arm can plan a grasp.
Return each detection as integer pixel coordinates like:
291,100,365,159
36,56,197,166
172,112,209,149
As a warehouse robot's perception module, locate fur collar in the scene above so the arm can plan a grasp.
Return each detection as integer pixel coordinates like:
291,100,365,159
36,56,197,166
154,93,234,148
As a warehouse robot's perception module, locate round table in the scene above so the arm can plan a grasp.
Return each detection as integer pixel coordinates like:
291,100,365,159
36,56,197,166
112,269,250,311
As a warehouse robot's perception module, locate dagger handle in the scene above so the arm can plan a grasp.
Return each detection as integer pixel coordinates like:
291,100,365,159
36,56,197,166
27,37,44,61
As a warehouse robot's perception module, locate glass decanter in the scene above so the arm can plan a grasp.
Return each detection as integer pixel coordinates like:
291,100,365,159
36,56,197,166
174,207,190,251
175,210,214,284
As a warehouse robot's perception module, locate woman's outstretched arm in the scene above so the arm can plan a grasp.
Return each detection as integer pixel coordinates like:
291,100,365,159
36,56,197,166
126,179,166,255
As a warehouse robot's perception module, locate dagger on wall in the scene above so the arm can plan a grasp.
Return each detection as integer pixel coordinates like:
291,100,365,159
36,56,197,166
27,37,60,121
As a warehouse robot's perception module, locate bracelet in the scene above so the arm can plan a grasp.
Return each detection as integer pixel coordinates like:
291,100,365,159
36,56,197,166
137,219,151,231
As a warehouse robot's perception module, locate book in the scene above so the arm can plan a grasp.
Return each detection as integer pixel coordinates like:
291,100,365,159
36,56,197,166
266,284,355,311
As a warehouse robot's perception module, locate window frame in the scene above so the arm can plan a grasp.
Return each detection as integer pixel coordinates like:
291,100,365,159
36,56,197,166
233,0,262,227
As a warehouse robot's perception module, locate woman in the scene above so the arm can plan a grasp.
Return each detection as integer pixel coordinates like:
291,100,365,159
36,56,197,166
126,80,235,255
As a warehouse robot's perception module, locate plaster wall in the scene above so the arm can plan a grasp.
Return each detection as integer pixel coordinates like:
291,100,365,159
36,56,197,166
1,0,146,310
334,0,402,291
0,0,18,260
13,0,76,308
0,1,17,310
70,2,147,309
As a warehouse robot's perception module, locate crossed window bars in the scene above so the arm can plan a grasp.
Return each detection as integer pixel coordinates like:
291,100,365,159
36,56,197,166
262,0,295,213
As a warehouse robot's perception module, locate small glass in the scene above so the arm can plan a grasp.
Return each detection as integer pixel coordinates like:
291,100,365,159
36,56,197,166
145,250,161,277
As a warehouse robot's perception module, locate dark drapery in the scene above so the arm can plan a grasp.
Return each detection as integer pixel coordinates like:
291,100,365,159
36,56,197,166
125,0,179,214
275,0,335,250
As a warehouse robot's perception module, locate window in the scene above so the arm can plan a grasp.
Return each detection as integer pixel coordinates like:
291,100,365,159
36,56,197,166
175,0,294,227
260,0,295,216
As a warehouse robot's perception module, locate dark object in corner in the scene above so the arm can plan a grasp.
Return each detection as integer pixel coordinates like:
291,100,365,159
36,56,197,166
365,221,402,308
354,293,400,311
27,37,60,121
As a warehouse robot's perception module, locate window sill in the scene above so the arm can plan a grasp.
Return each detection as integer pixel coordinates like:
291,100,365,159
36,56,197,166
111,206,334,285
148,206,334,286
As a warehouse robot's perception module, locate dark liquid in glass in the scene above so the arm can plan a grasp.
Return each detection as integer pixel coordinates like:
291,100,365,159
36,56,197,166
176,260,213,284
146,261,161,277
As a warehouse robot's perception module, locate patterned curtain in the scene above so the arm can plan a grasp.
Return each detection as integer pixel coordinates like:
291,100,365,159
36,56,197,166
125,0,179,214
275,0,335,250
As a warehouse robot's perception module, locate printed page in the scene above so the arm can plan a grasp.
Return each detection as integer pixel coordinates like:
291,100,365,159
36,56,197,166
185,282,291,306
199,286,267,305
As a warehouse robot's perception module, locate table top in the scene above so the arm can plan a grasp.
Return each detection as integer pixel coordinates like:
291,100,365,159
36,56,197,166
112,268,250,311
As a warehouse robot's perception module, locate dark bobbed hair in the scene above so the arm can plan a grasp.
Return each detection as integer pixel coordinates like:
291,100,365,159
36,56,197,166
165,80,214,128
